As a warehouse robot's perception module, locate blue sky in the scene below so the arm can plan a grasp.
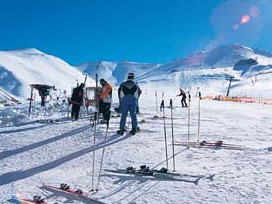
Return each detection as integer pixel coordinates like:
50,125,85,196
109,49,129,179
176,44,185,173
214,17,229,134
0,0,271,65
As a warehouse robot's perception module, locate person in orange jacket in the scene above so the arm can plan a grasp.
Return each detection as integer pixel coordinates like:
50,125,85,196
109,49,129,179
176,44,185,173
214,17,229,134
97,79,112,123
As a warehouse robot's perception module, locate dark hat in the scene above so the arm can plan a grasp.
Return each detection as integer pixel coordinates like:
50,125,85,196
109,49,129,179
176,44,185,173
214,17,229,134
127,72,135,80
100,78,106,83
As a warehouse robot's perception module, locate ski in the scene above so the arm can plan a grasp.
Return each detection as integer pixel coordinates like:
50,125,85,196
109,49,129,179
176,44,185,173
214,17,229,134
175,140,244,150
104,166,214,184
13,195,55,204
44,184,105,204
175,140,242,147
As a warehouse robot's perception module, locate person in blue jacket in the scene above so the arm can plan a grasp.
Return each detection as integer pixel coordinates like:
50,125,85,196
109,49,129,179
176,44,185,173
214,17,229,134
117,73,142,135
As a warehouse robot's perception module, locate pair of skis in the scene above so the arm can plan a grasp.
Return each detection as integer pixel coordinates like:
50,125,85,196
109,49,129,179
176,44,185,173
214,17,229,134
13,195,56,204
175,140,244,150
44,184,105,204
13,183,105,204
104,166,215,185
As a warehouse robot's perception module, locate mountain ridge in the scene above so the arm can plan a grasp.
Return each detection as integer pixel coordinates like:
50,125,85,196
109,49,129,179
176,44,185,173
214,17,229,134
1,44,272,103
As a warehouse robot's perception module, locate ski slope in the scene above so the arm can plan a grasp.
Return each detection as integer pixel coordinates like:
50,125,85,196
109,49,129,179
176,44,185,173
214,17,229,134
0,48,94,100
0,87,271,204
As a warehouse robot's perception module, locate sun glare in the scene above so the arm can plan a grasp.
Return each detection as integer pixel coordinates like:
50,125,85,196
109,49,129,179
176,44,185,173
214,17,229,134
240,15,251,25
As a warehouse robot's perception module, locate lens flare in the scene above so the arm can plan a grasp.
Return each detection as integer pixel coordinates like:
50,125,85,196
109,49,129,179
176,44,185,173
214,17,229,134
249,6,260,18
233,24,240,30
240,15,251,24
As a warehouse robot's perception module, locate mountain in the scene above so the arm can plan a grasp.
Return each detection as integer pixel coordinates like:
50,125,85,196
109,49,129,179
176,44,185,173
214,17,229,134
1,44,272,102
0,48,94,100
135,44,272,97
77,61,161,85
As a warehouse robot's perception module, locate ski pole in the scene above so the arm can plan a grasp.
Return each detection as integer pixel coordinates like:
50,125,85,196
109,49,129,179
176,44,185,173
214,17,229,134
155,91,158,113
187,93,191,146
91,111,97,191
96,111,111,191
160,100,168,169
170,99,175,172
197,92,201,142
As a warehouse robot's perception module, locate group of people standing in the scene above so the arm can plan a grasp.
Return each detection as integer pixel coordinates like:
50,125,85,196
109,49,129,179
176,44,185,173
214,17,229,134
69,72,142,135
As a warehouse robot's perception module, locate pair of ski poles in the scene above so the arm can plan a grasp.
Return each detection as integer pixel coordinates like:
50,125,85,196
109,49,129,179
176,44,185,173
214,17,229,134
91,111,111,192
160,99,176,172
159,91,202,172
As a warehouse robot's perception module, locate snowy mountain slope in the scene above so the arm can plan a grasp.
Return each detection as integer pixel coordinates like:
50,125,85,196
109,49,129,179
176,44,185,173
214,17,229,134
139,44,272,80
1,44,272,102
137,44,272,97
0,48,94,100
78,61,118,84
78,61,161,85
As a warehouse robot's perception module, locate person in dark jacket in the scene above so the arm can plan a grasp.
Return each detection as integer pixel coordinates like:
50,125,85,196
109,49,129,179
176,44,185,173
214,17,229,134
117,73,142,135
177,88,187,107
70,83,84,120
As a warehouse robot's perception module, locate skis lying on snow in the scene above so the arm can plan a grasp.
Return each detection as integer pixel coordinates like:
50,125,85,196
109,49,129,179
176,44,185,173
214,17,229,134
104,165,215,184
175,140,244,150
13,195,56,204
44,184,105,204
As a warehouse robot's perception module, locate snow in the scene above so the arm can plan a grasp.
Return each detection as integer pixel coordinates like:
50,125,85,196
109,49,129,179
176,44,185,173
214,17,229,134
1,44,272,203
0,86,272,203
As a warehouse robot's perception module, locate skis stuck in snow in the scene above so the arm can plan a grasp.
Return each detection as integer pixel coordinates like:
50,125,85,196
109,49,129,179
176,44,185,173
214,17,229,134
104,165,215,185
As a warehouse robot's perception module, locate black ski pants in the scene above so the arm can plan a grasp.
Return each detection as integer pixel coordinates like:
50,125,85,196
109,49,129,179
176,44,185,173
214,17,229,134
101,102,111,120
71,104,81,120
181,97,187,107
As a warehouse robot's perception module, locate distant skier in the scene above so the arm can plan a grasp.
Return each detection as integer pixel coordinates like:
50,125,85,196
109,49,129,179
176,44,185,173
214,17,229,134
135,82,142,114
96,79,112,123
177,88,187,107
117,73,142,135
70,83,84,121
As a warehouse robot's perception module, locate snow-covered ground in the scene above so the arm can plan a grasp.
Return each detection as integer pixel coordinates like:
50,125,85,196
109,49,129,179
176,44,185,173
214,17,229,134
0,87,271,204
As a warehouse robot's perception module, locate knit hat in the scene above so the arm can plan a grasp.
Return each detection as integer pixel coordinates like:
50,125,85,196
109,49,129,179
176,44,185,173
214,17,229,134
127,72,135,80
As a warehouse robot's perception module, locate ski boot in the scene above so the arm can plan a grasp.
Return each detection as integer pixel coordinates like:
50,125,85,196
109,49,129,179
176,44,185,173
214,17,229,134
139,165,153,175
215,140,223,147
159,167,168,173
75,189,83,195
117,129,125,135
200,140,207,146
126,166,136,173
129,128,137,135
100,119,107,124
60,183,70,191
33,196,45,204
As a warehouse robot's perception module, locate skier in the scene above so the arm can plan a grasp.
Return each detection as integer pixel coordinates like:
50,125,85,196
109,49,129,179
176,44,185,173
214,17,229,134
70,83,84,121
96,79,112,123
117,72,142,135
177,88,187,107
